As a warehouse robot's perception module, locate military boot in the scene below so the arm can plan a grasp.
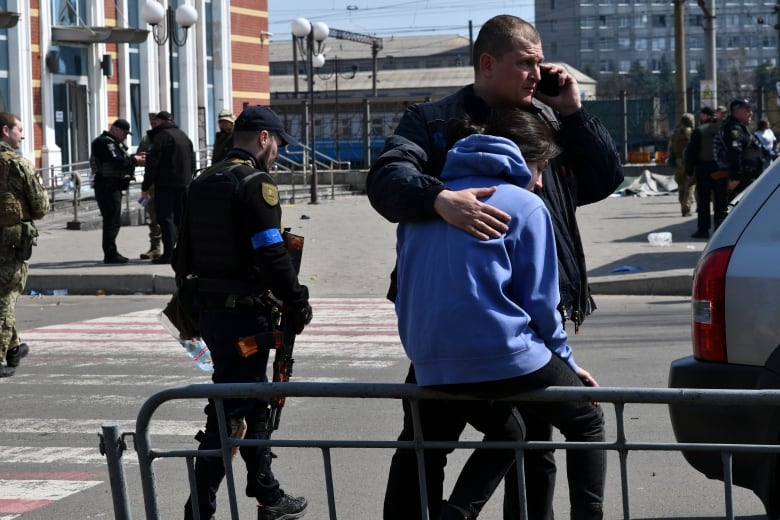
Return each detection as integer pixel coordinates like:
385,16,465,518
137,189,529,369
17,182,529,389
0,364,15,377
6,343,29,368
140,247,162,260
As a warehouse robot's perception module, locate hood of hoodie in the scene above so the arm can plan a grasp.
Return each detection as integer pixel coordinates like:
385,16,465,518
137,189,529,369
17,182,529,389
440,134,532,188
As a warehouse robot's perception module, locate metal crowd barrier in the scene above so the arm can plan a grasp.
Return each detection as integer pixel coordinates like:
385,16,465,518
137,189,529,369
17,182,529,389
99,383,780,520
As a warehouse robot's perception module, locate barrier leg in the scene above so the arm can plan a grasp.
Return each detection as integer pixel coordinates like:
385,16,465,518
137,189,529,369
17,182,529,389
99,421,133,520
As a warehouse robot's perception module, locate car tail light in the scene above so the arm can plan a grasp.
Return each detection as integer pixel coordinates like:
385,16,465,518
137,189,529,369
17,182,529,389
692,246,733,362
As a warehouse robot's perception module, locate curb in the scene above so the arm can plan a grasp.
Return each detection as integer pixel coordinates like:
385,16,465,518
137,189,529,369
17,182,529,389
26,273,177,296
589,272,693,297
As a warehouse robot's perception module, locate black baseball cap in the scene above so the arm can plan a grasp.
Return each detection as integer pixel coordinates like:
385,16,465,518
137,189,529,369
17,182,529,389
729,99,751,112
112,118,131,134
700,106,715,117
153,110,173,122
234,105,298,146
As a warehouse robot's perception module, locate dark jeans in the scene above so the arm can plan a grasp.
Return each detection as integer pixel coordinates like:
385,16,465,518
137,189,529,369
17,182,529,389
475,355,607,520
428,396,524,518
695,162,728,232
184,307,281,520
154,186,187,258
382,364,573,520
93,180,123,258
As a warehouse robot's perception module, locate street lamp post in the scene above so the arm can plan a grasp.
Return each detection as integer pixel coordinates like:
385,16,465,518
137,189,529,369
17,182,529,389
291,17,328,204
140,1,198,117
318,56,357,164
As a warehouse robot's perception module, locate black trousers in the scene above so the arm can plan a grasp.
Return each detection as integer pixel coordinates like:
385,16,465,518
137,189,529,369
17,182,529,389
383,365,559,520
154,186,187,258
93,180,123,258
694,162,728,233
184,307,282,520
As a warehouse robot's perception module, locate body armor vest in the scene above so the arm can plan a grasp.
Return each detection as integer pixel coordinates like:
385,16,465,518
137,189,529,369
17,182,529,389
187,164,261,279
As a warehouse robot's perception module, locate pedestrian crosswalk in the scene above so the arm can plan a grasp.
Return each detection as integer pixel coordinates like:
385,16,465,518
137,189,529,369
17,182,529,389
0,298,405,518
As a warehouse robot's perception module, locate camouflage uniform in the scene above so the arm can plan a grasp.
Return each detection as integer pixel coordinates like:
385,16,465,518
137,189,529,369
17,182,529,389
0,141,49,363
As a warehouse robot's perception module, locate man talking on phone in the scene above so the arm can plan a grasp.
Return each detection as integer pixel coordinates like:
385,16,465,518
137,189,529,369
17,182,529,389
367,14,623,520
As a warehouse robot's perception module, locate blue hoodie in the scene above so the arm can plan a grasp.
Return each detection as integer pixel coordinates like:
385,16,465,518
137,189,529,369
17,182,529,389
395,134,579,386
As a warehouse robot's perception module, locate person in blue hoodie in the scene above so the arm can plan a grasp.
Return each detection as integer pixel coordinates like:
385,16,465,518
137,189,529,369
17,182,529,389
395,108,605,519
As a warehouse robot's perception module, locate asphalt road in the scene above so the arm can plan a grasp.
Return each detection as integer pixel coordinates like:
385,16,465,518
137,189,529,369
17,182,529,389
3,294,769,519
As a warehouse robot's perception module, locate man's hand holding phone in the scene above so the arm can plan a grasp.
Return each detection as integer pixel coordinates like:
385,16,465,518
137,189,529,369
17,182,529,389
534,65,582,116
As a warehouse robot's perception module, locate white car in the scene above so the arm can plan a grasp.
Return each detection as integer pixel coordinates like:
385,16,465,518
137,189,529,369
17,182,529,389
669,161,780,519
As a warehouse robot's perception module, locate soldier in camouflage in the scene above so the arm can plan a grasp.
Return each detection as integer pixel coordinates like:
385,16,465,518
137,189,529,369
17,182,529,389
0,112,49,377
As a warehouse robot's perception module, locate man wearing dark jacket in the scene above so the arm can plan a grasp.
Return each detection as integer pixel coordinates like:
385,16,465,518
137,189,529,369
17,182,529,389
141,111,195,264
721,99,767,200
90,119,145,264
367,15,624,520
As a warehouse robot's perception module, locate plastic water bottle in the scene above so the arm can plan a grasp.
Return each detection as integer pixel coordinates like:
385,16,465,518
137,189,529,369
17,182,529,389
647,231,672,246
182,337,214,372
158,311,214,373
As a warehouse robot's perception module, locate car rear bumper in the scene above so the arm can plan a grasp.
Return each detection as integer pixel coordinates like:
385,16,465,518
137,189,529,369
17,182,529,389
668,356,780,514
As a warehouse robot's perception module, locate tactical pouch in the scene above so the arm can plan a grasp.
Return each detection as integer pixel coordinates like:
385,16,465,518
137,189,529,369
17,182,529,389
0,223,22,249
15,221,37,261
0,192,23,227
162,276,200,339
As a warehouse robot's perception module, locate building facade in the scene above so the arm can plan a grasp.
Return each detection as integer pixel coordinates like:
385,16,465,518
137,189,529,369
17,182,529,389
0,0,270,184
534,1,778,77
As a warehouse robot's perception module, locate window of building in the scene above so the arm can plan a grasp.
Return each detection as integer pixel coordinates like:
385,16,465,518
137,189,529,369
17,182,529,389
618,37,631,49
634,13,648,28
652,37,666,50
598,15,608,28
634,38,648,51
687,14,703,27
52,0,88,25
599,60,613,72
581,17,595,29
599,37,613,50
618,15,630,28
652,15,666,28
582,38,595,51
618,60,631,73
128,2,143,140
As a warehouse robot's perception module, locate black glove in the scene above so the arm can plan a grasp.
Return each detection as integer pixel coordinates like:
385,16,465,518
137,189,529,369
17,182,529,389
288,302,313,334
287,285,312,334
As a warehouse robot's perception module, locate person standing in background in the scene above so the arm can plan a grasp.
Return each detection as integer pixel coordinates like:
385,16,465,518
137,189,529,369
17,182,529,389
0,112,50,377
667,112,695,217
211,109,235,165
141,111,195,265
754,119,776,161
685,106,726,239
136,112,162,260
90,118,144,264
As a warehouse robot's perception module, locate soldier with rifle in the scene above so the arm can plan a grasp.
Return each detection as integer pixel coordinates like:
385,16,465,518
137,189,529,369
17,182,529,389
173,105,313,520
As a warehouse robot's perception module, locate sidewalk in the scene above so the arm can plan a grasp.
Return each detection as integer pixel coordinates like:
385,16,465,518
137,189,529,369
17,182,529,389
28,192,705,298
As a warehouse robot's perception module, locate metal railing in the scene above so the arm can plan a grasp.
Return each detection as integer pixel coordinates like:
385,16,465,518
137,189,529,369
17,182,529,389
38,146,355,224
98,383,780,520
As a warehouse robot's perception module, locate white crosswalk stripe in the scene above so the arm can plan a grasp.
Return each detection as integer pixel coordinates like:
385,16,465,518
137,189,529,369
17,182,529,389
0,298,405,517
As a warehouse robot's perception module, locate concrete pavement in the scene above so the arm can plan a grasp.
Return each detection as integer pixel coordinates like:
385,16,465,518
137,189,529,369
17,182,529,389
28,189,706,298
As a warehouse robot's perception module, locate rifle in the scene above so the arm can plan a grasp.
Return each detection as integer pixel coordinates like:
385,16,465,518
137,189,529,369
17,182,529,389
267,231,304,431
236,231,305,433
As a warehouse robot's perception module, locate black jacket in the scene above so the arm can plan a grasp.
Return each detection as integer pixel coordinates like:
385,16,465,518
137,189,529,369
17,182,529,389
173,149,307,307
720,116,767,183
366,84,624,330
90,130,137,188
142,121,195,191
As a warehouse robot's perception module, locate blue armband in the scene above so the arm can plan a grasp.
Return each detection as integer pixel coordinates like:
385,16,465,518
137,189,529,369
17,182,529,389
251,228,283,249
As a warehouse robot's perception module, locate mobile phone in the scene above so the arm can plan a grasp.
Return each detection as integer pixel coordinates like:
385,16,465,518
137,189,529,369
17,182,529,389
536,68,560,96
